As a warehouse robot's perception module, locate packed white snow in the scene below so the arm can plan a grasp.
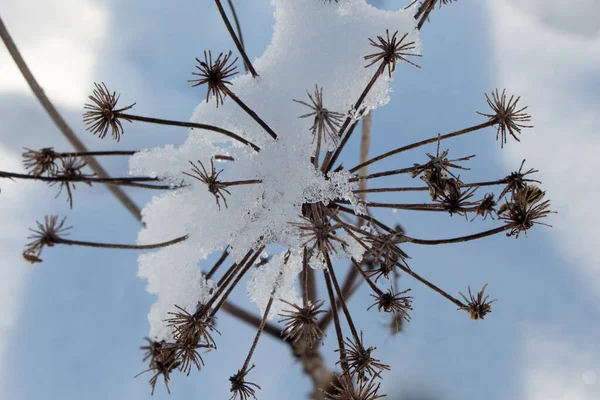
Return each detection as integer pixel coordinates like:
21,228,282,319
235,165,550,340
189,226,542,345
130,0,419,340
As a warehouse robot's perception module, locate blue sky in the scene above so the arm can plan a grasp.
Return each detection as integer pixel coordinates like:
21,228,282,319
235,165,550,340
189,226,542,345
1,1,599,399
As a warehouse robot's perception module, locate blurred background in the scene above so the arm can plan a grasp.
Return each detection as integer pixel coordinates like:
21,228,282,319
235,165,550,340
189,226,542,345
1,0,599,399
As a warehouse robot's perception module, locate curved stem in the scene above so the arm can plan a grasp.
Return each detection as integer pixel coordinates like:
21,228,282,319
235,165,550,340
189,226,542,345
349,120,494,173
55,235,187,250
118,112,260,152
403,224,513,245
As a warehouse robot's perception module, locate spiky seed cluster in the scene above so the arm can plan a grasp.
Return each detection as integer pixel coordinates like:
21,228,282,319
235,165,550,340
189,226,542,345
294,85,344,147
498,159,541,200
459,284,497,320
325,375,386,400
166,304,219,348
22,147,59,177
476,89,533,148
83,82,135,141
183,158,231,210
51,156,92,208
229,365,261,400
499,185,555,238
410,140,475,201
136,338,180,395
23,215,71,262
437,184,479,218
364,230,410,281
339,332,390,381
471,193,497,221
368,287,413,323
189,50,238,107
364,29,421,77
165,304,220,375
279,299,327,347
290,205,346,257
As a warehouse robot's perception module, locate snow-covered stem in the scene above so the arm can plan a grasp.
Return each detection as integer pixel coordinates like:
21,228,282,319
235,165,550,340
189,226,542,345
221,87,278,140
205,247,230,280
117,112,261,151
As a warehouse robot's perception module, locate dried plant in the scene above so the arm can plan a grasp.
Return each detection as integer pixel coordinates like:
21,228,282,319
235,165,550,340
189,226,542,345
459,284,497,321
189,50,239,107
1,1,557,399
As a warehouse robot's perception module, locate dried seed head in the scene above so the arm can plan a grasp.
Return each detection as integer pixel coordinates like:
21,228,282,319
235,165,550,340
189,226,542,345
294,85,344,147
437,184,479,218
364,230,410,282
229,365,261,400
470,193,497,221
24,215,71,261
498,159,541,200
459,284,497,320
167,339,208,376
83,82,135,141
476,89,533,148
189,50,238,107
498,185,555,238
182,158,231,210
136,337,180,395
279,299,327,347
290,205,346,257
410,139,475,183
324,374,386,400
367,287,413,324
337,332,390,381
22,147,58,177
364,30,421,77
166,304,220,349
51,156,92,209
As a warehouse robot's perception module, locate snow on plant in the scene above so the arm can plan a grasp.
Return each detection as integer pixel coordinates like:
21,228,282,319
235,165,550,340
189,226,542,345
5,0,557,399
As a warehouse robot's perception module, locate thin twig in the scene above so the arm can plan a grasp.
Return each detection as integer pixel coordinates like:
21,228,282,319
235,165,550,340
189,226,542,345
214,0,257,77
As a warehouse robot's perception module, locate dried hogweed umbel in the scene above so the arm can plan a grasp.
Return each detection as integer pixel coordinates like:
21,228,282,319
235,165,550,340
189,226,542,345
7,1,557,399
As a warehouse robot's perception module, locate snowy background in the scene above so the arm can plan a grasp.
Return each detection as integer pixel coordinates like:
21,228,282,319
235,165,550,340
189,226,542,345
1,0,599,399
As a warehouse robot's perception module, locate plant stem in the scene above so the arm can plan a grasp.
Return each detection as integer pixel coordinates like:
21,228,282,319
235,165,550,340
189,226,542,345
349,120,494,173
0,16,142,221
118,112,260,152
206,246,230,280
222,87,278,140
55,235,187,250
214,0,257,77
403,224,513,245
0,170,177,190
323,268,348,373
226,0,248,73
